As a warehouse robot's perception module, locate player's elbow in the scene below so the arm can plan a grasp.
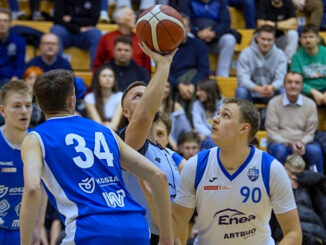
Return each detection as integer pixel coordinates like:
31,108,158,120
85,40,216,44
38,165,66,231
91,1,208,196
24,181,41,197
153,169,168,186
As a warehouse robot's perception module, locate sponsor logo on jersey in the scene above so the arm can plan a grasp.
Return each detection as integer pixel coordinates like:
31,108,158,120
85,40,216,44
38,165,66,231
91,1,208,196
9,187,24,195
0,161,13,166
96,176,119,187
102,189,126,208
213,208,256,225
247,167,259,182
1,167,17,173
0,185,8,198
224,228,256,240
11,219,19,228
0,217,4,225
15,203,21,217
78,177,95,194
0,200,10,214
204,185,230,190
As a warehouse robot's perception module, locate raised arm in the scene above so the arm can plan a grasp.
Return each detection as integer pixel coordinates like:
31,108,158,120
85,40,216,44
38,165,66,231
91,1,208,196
116,133,173,245
125,43,177,150
20,134,44,245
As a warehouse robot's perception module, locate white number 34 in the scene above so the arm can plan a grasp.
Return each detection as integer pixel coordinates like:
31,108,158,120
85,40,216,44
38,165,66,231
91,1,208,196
65,132,114,168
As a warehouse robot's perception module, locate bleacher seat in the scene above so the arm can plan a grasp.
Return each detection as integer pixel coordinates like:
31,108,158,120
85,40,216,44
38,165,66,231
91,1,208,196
212,76,237,98
256,130,267,151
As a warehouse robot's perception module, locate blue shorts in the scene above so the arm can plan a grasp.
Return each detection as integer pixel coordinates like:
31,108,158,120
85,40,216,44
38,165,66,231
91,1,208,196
64,212,150,245
0,228,20,245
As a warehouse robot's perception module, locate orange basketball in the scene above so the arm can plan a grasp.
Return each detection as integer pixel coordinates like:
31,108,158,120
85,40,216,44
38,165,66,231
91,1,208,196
136,4,185,53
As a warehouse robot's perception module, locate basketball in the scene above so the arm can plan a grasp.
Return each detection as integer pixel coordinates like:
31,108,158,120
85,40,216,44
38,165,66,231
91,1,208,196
136,4,185,53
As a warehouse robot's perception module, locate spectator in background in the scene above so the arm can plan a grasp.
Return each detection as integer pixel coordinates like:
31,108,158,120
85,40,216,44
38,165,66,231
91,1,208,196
191,79,223,141
0,8,25,87
159,82,192,149
293,0,323,28
227,0,256,28
25,33,72,73
50,0,102,69
236,25,286,103
169,15,209,116
94,6,151,73
291,24,326,106
177,131,201,160
256,0,299,63
85,65,123,131
265,72,323,172
23,66,45,128
108,36,150,91
180,0,237,77
7,0,27,20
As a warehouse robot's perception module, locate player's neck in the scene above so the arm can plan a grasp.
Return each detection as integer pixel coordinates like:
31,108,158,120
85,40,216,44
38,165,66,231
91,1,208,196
2,124,27,147
219,144,251,170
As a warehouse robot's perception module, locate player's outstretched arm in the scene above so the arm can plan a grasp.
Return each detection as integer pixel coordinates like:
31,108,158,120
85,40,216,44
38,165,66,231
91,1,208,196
116,134,173,245
172,202,195,241
20,134,44,245
125,43,177,150
276,209,302,245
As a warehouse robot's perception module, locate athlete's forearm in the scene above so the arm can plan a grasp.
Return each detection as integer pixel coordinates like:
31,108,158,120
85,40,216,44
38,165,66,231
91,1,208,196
279,231,302,245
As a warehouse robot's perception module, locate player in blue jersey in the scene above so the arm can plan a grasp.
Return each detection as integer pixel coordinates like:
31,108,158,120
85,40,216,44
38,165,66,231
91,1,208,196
172,98,302,245
119,43,184,244
0,80,45,245
19,68,174,245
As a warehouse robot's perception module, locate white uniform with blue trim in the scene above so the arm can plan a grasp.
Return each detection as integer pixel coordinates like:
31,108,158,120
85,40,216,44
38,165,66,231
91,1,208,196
174,146,296,245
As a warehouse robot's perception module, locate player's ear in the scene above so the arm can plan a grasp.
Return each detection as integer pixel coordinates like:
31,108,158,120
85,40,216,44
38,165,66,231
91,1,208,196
122,107,130,119
239,123,250,136
0,104,5,118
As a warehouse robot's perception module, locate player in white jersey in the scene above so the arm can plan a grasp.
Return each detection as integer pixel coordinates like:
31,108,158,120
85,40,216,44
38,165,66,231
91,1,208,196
172,98,302,245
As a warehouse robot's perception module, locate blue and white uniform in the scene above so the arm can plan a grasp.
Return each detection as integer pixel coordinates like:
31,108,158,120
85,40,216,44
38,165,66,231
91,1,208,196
32,116,148,245
174,146,296,245
119,128,180,235
0,127,25,245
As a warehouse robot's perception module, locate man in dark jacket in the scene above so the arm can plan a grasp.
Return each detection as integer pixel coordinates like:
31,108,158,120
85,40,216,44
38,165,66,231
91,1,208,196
50,0,102,69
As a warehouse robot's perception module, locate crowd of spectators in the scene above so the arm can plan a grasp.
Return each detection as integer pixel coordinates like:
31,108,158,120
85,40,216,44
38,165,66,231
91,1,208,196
2,0,326,244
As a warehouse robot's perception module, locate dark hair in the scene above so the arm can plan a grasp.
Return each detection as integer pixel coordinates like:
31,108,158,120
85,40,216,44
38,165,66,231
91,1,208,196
301,24,319,36
0,80,31,105
161,82,175,114
121,81,147,107
223,98,260,142
91,65,118,121
153,111,172,135
178,131,201,145
0,8,11,21
33,69,74,113
114,35,132,47
197,79,222,114
256,25,276,37
284,71,303,82
249,137,259,147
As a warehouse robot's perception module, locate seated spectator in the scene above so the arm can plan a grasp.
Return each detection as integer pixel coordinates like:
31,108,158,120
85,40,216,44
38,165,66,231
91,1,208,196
94,6,150,73
177,131,201,160
191,79,223,140
159,82,192,148
116,0,170,12
179,0,237,77
23,66,45,128
85,65,123,131
256,0,299,63
293,0,323,28
25,33,72,73
265,71,323,172
50,0,102,69
7,0,27,20
227,0,256,29
169,15,209,115
107,36,150,91
291,24,326,106
0,8,25,87
236,25,287,103
271,154,326,244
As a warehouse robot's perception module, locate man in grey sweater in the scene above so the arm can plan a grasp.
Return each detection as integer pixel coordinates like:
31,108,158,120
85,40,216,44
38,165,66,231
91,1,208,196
236,25,287,103
265,72,323,172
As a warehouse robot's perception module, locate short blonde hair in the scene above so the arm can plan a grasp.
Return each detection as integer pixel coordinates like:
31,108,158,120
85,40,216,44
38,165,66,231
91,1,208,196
285,154,306,171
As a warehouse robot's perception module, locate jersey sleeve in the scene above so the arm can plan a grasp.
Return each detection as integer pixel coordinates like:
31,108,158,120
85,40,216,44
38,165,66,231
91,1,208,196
269,160,297,214
173,155,197,208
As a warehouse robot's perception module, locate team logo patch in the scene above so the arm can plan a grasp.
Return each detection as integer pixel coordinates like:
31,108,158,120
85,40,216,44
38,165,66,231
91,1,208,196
247,167,259,182
79,177,95,194
0,185,8,198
